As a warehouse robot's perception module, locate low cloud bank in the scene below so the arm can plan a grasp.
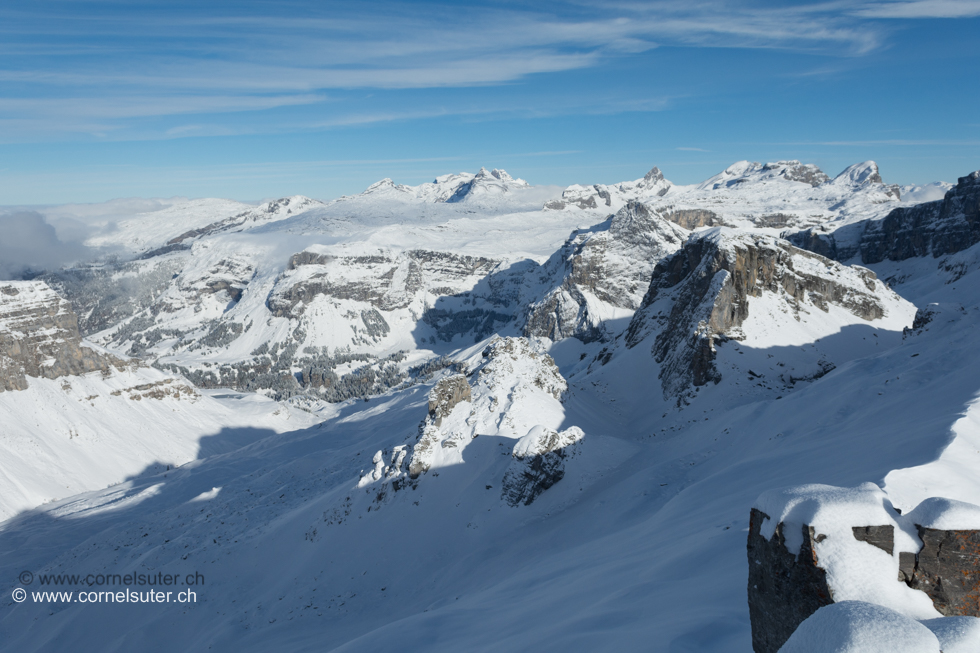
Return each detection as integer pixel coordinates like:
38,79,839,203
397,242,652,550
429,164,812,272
0,211,98,279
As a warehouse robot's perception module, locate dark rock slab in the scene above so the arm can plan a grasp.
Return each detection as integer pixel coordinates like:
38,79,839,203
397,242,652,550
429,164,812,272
900,526,980,616
747,508,834,653
852,525,894,555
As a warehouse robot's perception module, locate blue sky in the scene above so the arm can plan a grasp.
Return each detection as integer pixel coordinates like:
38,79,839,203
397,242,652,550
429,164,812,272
1,0,979,204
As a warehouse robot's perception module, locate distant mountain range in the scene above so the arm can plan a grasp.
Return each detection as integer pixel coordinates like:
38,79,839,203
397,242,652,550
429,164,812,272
1,160,978,652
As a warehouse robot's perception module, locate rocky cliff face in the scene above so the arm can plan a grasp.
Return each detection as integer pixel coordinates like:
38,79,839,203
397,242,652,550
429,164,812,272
625,230,897,400
427,374,471,427
268,248,499,317
0,281,121,392
864,171,980,263
788,171,980,264
524,201,687,342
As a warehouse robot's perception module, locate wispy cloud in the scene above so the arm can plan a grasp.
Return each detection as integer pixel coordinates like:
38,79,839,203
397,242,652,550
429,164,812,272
0,94,326,120
0,0,900,140
852,1,980,18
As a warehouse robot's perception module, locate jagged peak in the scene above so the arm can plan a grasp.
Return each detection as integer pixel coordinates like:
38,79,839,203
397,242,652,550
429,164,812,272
955,170,980,188
643,166,665,183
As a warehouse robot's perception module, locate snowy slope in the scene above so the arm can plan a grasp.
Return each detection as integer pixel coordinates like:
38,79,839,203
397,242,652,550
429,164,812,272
0,371,314,521
1,161,977,653
1,239,976,651
0,279,316,521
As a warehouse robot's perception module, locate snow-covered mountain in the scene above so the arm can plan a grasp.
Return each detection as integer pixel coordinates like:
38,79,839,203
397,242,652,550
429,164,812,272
2,160,979,652
0,279,315,521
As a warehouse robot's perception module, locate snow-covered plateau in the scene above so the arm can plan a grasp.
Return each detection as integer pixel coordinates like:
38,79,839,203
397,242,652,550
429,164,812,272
1,160,979,652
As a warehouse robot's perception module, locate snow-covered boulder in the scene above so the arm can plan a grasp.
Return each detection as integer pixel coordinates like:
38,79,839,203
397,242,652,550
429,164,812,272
921,616,980,653
748,484,980,652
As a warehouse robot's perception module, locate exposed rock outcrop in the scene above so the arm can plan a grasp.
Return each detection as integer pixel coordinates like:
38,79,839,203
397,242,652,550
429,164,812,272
699,160,831,191
863,171,980,263
524,201,687,342
0,281,121,392
776,161,831,187
788,170,980,264
501,425,584,507
408,338,566,479
656,207,720,230
625,230,891,400
747,508,834,653
267,249,499,317
427,374,471,427
899,526,980,616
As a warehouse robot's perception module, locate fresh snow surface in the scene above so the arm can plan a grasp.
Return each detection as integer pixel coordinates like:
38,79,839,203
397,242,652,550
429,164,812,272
0,369,316,521
778,601,941,653
921,616,980,653
0,161,975,652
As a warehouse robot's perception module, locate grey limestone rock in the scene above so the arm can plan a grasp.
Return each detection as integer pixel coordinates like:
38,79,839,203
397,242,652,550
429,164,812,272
625,232,887,400
748,505,980,652
524,200,687,342
764,160,831,187
0,281,122,392
788,170,980,265
427,374,472,427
